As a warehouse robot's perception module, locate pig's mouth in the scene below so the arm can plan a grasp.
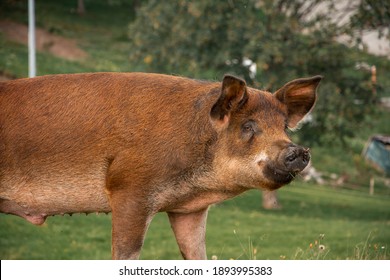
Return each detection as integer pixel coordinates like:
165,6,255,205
263,164,299,186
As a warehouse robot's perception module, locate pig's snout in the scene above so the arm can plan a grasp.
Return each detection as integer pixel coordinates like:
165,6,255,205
284,145,310,173
263,144,311,187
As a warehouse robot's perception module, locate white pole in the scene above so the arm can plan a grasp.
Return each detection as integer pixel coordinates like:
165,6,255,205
28,0,36,77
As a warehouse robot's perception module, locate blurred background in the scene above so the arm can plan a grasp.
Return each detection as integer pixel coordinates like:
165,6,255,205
0,0,389,260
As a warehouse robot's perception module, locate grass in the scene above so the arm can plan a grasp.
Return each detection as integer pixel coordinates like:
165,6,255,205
0,0,135,77
1,182,389,260
0,0,389,260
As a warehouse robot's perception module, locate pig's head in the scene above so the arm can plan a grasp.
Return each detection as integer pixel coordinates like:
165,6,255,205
210,75,322,190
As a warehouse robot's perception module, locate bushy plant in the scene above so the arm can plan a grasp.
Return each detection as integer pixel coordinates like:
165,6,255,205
129,0,382,146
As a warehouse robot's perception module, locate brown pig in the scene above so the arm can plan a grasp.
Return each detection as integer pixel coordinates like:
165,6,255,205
0,72,321,259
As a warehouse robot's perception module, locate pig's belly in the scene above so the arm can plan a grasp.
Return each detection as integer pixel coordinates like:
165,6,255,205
0,168,111,225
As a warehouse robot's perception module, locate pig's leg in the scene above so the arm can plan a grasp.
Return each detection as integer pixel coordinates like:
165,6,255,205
109,189,153,260
167,208,208,260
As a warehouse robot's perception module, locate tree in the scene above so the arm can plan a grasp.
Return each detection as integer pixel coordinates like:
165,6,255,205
350,0,390,38
128,0,376,146
129,0,258,81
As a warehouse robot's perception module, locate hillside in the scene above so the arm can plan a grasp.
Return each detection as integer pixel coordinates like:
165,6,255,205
0,0,136,79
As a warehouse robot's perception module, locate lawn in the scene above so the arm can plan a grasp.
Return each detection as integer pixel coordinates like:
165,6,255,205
1,181,388,260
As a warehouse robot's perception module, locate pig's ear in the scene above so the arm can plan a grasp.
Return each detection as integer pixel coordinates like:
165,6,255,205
274,75,322,129
210,75,248,128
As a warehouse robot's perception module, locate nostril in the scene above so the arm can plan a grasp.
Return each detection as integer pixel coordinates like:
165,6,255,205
284,147,311,170
286,153,297,163
285,149,299,167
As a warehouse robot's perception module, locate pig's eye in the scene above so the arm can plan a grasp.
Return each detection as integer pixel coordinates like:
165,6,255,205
243,123,254,132
241,120,259,140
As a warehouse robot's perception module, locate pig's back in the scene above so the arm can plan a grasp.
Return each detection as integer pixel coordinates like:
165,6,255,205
0,72,217,159
0,73,219,218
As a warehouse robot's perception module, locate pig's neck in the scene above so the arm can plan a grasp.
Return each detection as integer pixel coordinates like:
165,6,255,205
153,164,248,214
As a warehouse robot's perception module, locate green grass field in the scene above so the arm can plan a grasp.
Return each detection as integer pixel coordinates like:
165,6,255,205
1,182,389,260
0,0,389,260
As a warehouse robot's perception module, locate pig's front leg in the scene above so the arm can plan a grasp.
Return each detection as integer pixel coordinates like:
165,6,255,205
109,188,154,260
168,208,208,260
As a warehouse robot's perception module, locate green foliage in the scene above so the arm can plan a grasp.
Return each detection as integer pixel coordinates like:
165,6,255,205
128,0,390,147
129,0,257,79
350,0,390,38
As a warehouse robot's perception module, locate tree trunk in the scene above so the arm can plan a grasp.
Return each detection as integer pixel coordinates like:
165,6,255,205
77,0,85,15
262,190,282,210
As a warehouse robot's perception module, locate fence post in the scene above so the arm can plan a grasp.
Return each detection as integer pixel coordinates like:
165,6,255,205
369,177,375,195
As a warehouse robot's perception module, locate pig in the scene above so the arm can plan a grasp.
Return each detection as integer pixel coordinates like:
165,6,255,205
0,72,321,259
